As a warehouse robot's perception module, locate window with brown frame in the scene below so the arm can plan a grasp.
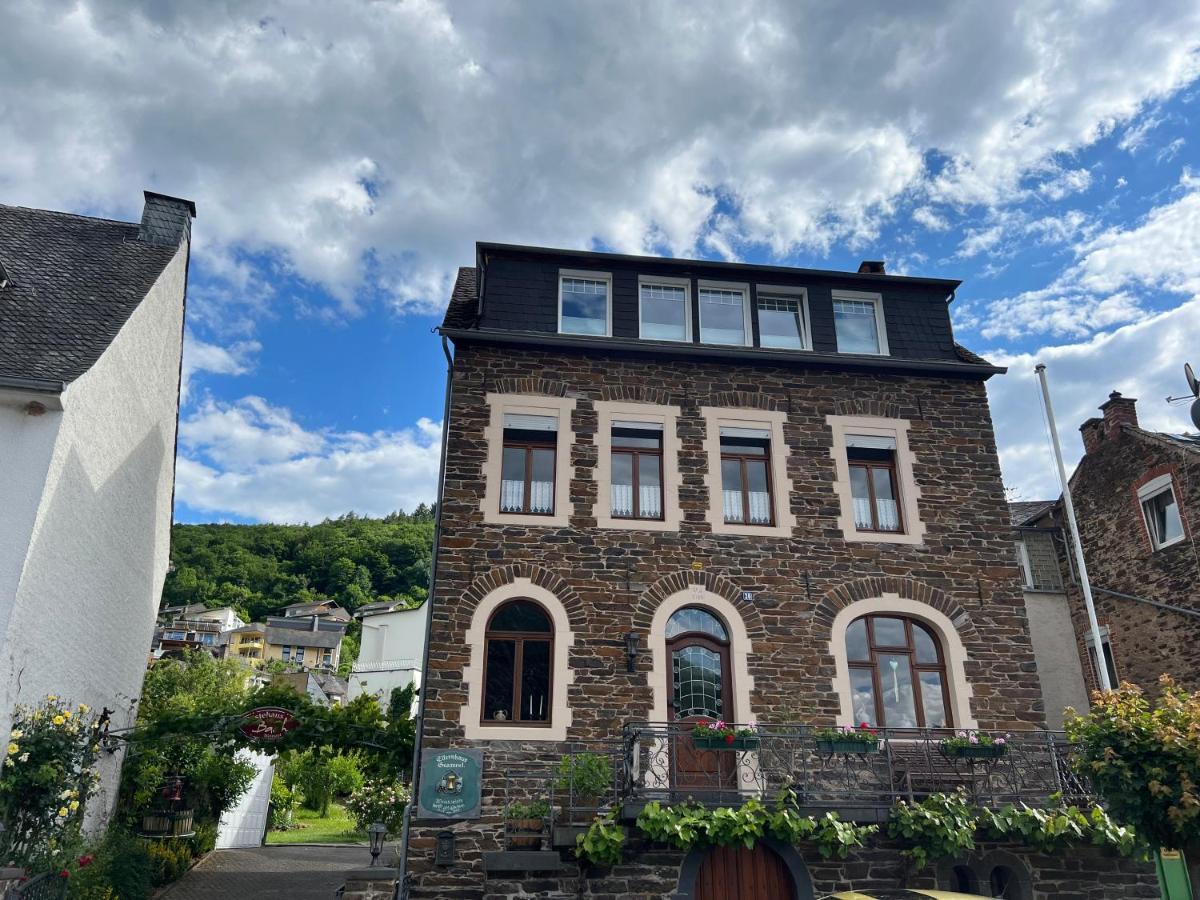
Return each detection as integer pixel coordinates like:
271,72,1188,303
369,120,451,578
845,614,950,729
482,599,553,725
611,425,664,520
847,437,902,533
500,415,557,515
719,431,773,525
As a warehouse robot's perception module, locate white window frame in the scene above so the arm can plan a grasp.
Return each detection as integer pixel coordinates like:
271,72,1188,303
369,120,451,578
832,289,889,356
826,414,925,545
1083,626,1119,686
1137,474,1186,550
754,285,812,351
557,269,612,337
592,401,683,532
697,279,751,347
638,275,693,343
700,407,797,538
481,393,577,527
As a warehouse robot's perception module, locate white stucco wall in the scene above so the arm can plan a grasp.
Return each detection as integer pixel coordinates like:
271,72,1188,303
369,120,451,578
1023,591,1091,729
0,242,187,825
348,602,428,709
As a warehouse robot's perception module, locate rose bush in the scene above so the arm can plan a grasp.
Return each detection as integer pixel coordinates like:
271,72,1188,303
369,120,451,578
345,777,410,832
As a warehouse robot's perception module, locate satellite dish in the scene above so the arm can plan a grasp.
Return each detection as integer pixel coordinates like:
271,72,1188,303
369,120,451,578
1186,362,1199,398
1193,398,1200,431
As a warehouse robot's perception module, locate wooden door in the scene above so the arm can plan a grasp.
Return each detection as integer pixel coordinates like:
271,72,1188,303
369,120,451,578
668,632,734,792
696,844,794,900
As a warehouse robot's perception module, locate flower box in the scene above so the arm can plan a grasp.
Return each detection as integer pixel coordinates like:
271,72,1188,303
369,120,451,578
944,743,1007,759
693,735,759,750
815,738,880,755
507,818,545,850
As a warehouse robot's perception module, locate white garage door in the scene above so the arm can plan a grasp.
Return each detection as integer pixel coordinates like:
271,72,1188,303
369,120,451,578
216,750,275,849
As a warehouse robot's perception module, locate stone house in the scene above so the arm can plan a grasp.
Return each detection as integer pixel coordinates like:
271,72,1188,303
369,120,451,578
0,191,194,825
404,244,1159,898
1011,391,1200,700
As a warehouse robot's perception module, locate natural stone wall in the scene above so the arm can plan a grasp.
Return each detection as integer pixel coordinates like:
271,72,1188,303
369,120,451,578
409,342,1051,896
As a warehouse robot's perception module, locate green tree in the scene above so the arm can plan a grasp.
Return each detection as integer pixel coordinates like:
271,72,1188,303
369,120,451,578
1066,676,1200,887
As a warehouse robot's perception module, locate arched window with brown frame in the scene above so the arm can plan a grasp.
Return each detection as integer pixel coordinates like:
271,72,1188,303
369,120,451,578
845,614,950,729
482,599,553,725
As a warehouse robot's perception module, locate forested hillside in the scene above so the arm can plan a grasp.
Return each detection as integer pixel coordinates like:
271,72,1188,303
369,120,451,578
162,509,435,623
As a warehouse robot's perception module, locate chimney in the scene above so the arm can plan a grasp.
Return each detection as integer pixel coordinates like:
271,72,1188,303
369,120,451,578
1080,417,1105,455
1099,390,1138,437
138,190,196,246
857,260,886,275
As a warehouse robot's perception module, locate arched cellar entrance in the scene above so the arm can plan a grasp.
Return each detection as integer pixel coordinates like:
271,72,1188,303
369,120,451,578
680,840,814,900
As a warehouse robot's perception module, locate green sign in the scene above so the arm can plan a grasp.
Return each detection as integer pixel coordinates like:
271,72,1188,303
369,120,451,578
417,748,483,820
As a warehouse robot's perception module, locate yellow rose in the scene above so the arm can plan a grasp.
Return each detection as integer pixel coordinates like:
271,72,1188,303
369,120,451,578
68,800,79,812
57,807,68,817
47,695,57,702
78,704,89,714
6,743,17,756
63,709,72,719
52,715,65,726
9,729,22,739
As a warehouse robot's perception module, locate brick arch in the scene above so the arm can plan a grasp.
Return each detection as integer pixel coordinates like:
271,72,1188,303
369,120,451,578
832,398,903,419
812,576,978,643
460,562,585,621
632,569,767,639
709,390,781,412
599,384,674,405
490,376,567,397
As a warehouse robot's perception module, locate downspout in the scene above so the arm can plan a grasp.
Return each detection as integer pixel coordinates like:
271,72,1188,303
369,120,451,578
396,333,455,898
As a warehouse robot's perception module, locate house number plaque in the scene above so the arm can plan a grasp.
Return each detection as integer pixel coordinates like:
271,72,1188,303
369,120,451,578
417,748,483,820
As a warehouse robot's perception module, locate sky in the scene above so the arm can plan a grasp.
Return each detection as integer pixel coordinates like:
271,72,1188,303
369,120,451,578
2,0,1199,523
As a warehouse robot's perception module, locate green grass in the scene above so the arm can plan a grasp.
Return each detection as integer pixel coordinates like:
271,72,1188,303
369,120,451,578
266,801,366,845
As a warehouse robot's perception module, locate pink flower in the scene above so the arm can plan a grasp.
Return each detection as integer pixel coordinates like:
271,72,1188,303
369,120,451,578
968,734,979,744
995,737,1006,745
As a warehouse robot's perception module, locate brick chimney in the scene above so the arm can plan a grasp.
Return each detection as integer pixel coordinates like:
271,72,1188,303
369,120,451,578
857,260,886,275
138,190,196,246
1080,417,1105,455
1099,390,1138,438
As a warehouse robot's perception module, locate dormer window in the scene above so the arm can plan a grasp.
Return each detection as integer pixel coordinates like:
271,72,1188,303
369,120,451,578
558,270,611,336
756,290,809,350
698,282,749,346
833,290,888,355
639,277,691,342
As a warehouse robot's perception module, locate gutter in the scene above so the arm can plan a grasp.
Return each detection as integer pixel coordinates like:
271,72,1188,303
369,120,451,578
396,334,455,898
0,374,66,394
438,327,1007,378
0,374,67,411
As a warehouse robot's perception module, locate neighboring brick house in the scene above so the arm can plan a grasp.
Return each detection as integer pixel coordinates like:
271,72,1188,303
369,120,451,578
0,191,194,827
404,244,1158,899
1012,391,1200,699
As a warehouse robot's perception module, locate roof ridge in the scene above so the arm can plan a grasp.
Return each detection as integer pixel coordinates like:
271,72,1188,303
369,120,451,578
0,202,136,228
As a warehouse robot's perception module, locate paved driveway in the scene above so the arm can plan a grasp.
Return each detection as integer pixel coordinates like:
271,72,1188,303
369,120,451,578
160,845,372,899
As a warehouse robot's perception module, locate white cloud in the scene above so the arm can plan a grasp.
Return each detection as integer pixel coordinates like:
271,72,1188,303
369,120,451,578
1156,137,1186,164
911,207,950,232
987,300,1200,500
176,396,442,522
180,334,261,402
0,0,1197,318
1036,167,1092,201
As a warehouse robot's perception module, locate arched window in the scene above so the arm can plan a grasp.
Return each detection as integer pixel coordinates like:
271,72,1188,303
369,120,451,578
845,614,950,729
482,599,553,725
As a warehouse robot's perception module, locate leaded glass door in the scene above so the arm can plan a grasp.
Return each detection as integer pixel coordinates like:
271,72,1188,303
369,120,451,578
667,607,734,792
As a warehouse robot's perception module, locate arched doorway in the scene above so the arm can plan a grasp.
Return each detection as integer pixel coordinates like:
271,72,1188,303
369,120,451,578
666,606,733,790
684,841,813,900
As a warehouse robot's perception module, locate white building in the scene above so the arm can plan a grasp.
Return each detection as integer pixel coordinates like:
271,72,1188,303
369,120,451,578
348,600,429,711
0,191,194,825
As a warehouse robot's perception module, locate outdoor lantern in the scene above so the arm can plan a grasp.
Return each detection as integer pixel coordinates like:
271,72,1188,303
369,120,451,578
368,822,387,866
624,631,640,673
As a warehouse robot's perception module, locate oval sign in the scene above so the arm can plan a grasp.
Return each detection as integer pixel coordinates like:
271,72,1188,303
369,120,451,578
239,707,300,742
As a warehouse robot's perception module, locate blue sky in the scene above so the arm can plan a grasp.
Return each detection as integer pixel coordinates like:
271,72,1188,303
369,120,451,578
3,1,1199,523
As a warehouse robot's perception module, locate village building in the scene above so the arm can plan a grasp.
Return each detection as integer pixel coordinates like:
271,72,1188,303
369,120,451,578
402,244,1160,898
0,191,194,824
348,600,428,710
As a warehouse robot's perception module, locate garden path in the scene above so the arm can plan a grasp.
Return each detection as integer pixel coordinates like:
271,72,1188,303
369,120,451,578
158,845,371,899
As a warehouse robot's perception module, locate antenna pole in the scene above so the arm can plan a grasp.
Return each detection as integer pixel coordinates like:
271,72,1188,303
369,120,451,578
1035,364,1112,691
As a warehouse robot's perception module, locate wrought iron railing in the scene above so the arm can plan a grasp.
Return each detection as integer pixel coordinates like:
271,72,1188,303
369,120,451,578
621,723,1090,817
6,872,68,900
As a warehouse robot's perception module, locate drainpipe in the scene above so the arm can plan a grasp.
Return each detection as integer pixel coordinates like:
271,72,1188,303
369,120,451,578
396,333,455,898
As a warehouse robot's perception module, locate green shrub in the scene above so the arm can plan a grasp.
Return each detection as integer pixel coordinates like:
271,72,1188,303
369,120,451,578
554,753,612,803
191,821,218,856
66,827,152,900
269,774,298,829
146,838,193,886
345,777,409,832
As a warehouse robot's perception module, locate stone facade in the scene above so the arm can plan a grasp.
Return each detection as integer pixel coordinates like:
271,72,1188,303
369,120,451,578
406,251,1159,898
1062,394,1199,695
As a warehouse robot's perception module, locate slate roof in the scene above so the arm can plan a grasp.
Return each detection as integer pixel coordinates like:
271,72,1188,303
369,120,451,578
1009,500,1057,526
265,616,345,650
0,204,179,383
442,265,477,329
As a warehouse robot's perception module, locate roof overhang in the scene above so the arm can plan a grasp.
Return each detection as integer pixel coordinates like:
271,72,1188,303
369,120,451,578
439,327,1006,379
0,375,66,411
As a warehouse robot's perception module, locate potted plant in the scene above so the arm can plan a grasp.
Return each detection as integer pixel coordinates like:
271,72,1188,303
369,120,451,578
814,723,880,754
555,752,613,823
691,720,759,750
941,730,1008,759
505,799,550,849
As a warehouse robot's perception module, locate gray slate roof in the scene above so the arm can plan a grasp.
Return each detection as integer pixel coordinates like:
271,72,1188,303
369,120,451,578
0,204,179,383
442,266,477,329
1009,500,1057,526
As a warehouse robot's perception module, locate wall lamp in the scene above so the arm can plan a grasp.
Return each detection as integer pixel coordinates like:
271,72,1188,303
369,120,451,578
624,632,640,673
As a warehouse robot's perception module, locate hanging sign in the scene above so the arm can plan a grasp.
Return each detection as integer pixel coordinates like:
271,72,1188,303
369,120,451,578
417,748,483,820
238,707,300,742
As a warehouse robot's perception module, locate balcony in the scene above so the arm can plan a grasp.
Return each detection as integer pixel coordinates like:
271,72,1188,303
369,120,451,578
493,723,1092,852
